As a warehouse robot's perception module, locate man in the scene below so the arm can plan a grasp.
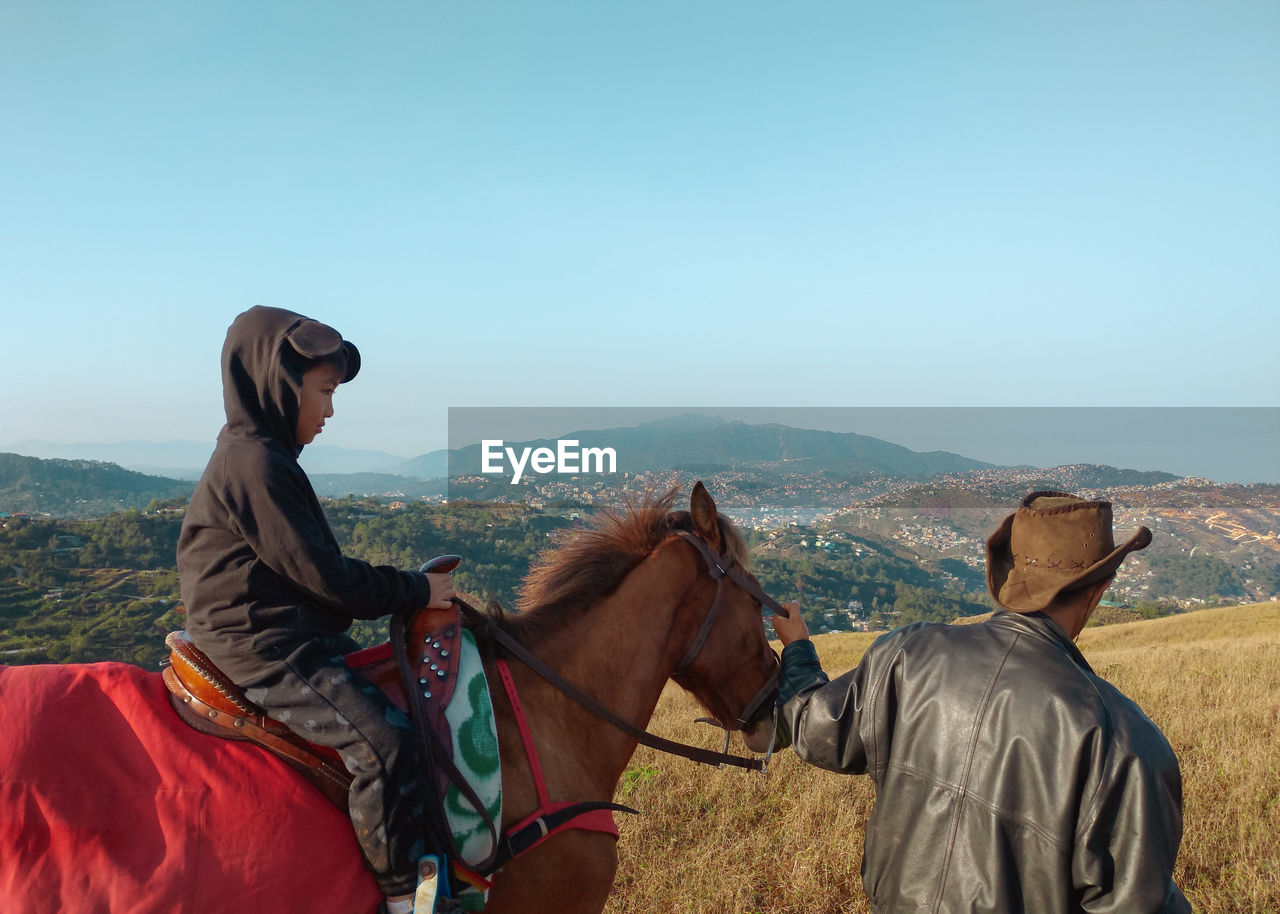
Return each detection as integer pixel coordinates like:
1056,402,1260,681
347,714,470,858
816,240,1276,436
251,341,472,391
772,491,1190,913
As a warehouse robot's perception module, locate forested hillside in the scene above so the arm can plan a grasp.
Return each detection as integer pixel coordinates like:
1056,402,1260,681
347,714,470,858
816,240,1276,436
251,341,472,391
5,494,1244,670
1,496,988,668
0,452,192,517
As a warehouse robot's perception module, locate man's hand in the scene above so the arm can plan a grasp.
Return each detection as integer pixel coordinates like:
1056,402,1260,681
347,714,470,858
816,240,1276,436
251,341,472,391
771,600,809,645
425,572,457,610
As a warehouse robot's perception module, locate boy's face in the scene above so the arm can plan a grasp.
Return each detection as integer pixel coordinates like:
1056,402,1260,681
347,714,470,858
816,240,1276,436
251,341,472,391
296,362,343,447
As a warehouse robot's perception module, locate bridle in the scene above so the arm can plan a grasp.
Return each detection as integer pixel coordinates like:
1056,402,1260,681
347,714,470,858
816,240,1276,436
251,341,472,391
456,525,786,773
670,530,784,734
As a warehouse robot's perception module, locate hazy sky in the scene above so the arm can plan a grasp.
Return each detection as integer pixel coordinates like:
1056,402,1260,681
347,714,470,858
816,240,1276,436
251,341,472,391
2,3,1277,475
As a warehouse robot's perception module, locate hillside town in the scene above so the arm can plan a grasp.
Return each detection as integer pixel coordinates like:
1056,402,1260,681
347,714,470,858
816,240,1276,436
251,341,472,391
447,463,1280,612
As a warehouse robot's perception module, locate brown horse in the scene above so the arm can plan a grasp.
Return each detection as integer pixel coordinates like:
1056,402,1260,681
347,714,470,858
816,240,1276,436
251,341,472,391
0,483,779,913
475,482,779,912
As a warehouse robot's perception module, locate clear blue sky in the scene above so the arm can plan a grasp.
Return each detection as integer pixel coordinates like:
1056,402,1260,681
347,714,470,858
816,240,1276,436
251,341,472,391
2,2,1277,473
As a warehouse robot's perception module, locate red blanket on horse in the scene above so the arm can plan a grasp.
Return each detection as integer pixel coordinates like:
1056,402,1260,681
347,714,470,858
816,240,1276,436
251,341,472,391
0,662,381,914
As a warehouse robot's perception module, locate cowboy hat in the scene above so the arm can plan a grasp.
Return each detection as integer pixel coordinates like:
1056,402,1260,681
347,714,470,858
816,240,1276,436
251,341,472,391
985,491,1151,613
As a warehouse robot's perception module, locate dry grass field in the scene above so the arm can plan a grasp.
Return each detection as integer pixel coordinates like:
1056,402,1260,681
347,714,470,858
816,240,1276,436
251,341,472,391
603,603,1280,914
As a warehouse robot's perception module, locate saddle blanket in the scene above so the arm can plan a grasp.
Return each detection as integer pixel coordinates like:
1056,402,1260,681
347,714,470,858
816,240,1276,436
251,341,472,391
439,629,502,908
0,651,499,914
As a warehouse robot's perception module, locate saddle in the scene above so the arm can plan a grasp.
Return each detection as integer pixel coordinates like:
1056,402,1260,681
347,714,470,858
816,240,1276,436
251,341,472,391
164,594,630,888
162,609,464,812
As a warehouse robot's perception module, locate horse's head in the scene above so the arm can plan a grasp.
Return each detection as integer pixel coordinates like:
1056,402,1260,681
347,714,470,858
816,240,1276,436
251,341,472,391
667,482,781,754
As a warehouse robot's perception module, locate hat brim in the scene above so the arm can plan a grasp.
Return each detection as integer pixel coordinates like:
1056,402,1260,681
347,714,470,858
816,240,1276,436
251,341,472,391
985,515,1151,613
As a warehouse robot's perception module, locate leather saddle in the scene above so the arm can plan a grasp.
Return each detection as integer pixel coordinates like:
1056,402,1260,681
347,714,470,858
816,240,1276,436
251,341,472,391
162,609,463,811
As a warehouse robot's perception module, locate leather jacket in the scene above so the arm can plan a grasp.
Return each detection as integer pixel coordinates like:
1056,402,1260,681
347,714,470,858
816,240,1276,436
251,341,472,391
778,611,1190,914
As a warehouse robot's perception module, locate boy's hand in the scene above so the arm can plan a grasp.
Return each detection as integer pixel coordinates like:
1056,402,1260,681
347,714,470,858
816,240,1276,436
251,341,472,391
771,600,809,645
425,572,457,610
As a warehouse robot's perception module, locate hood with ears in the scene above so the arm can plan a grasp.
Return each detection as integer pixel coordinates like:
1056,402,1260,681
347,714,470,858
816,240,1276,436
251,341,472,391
219,306,360,455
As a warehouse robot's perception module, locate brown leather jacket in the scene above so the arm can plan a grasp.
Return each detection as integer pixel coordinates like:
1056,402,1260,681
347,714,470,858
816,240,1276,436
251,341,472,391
779,611,1190,914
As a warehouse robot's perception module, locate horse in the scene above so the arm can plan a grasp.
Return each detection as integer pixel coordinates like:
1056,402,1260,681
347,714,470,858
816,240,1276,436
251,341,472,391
0,483,782,914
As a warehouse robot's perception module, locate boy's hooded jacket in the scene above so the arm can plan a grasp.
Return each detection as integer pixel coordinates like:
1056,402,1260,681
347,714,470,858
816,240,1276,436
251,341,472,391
178,306,431,681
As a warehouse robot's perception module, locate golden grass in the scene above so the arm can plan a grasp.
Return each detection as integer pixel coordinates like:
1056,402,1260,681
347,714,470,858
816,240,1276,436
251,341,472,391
604,603,1280,914
1077,603,1280,914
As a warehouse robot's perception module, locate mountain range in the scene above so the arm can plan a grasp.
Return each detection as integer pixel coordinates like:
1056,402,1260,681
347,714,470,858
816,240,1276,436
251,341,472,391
2,413,1180,518
4,439,425,480
7,415,992,483
447,413,996,478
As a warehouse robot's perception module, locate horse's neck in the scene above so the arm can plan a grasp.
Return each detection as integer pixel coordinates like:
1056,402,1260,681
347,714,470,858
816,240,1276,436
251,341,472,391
508,541,701,799
569,541,697,719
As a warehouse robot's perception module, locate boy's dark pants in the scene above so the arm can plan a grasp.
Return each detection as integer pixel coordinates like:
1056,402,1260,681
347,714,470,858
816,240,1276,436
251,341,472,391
239,637,427,896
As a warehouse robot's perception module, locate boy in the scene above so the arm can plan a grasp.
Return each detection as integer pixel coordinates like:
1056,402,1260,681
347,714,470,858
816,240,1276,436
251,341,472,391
178,306,453,912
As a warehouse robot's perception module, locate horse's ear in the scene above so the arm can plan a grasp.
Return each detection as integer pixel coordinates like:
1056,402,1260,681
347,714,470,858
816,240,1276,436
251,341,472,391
690,481,722,551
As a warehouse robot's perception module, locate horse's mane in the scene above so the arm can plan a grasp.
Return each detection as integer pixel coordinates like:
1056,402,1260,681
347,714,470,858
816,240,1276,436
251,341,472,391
479,487,749,649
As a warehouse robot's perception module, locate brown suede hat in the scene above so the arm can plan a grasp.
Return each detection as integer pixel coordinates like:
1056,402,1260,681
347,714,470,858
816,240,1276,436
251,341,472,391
985,491,1152,612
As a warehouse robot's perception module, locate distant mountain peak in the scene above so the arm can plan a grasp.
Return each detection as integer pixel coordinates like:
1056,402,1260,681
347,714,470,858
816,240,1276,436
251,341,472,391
632,413,729,433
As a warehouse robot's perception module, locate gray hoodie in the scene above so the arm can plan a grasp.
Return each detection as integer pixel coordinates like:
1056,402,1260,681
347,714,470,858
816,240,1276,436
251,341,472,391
177,306,430,682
